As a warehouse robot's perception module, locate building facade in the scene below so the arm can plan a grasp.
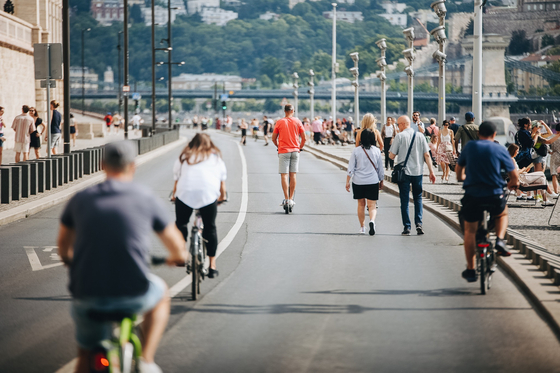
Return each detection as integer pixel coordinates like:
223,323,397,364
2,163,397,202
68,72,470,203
172,74,243,91
200,7,238,26
187,0,219,15
322,11,363,23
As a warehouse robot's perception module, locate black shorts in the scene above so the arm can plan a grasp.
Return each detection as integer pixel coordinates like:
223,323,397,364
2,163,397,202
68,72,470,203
70,126,76,134
241,129,247,137
352,183,379,201
460,193,507,223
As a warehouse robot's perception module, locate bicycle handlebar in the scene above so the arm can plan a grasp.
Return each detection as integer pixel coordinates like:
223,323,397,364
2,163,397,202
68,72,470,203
151,256,186,267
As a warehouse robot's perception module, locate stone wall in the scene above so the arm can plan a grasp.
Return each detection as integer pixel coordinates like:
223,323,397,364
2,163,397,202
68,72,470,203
484,9,560,37
0,11,36,150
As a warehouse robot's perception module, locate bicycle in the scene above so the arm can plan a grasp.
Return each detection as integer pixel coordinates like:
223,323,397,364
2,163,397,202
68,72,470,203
475,207,498,295
87,256,167,373
188,197,228,300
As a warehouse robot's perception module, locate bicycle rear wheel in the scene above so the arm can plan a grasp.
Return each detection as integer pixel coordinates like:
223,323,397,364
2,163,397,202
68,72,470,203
480,253,486,295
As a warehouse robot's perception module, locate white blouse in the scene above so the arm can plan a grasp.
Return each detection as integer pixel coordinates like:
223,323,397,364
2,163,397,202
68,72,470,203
173,154,227,209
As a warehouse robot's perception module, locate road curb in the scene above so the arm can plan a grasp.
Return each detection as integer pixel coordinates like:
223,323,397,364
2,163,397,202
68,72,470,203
0,137,187,227
304,143,560,338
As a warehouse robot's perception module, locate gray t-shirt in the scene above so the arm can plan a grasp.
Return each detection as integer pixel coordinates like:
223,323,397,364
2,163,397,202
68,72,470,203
61,179,170,298
389,127,430,176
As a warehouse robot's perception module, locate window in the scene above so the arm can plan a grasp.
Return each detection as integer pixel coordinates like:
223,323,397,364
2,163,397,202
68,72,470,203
540,4,543,9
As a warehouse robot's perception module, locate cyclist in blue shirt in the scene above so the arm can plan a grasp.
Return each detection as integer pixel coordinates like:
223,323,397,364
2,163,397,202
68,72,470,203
455,121,519,282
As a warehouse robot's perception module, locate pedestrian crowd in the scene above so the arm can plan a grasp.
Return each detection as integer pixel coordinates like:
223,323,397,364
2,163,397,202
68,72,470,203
0,100,72,165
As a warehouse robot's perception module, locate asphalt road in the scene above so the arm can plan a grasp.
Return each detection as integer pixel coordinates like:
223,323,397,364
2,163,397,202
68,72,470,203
0,129,559,372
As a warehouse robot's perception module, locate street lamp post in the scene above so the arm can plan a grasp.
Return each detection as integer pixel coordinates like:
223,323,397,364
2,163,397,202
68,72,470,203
117,30,123,116
350,52,359,130
292,72,299,119
473,0,483,124
403,27,415,118
123,0,129,139
151,0,156,134
331,2,337,126
376,38,387,126
308,69,315,120
81,28,90,115
431,0,447,125
167,0,172,128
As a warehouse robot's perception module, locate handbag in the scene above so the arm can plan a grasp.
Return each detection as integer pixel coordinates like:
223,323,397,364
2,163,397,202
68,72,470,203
445,143,453,153
519,171,546,186
534,142,549,157
392,132,416,184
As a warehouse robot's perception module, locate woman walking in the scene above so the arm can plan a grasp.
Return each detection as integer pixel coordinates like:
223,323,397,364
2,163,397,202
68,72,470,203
240,118,248,145
355,114,384,152
346,129,384,235
171,133,227,277
29,107,44,159
435,120,456,182
70,113,78,147
381,117,397,170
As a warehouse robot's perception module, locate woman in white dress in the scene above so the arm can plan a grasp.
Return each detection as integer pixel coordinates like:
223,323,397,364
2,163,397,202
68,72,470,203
435,120,456,182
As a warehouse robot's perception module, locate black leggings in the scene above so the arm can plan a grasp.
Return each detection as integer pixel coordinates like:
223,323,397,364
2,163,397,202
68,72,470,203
383,138,394,169
175,198,218,257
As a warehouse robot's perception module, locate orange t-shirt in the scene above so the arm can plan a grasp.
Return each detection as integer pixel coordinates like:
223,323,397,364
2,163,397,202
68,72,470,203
273,117,305,154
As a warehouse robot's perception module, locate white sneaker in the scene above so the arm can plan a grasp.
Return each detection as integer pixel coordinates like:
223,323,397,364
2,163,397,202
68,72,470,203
280,199,287,206
359,226,366,234
139,359,163,373
547,192,559,199
543,200,555,206
288,199,295,207
536,195,544,202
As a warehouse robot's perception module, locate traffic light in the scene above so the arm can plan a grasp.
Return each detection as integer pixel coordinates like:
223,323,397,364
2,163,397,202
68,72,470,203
221,101,227,111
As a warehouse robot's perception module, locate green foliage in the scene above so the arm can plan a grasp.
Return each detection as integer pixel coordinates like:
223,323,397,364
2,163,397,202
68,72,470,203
264,98,282,113
548,46,560,55
542,35,556,48
508,30,532,55
130,4,144,24
182,99,195,112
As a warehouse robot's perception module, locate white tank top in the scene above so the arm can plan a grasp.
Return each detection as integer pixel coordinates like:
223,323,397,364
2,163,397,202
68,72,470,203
441,131,451,143
384,125,394,137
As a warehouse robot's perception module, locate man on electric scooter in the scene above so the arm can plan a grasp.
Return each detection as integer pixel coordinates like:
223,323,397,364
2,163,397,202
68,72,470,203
455,121,519,283
58,141,186,373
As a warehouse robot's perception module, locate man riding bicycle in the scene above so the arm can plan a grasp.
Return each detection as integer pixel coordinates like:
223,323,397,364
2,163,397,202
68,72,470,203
58,141,186,373
272,104,306,209
455,121,519,282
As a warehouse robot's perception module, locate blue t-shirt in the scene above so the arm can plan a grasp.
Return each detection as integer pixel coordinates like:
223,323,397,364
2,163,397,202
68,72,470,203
458,140,515,197
51,110,61,134
61,179,170,298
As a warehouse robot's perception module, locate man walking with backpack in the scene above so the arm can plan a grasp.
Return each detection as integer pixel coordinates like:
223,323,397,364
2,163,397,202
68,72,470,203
389,116,436,235
272,104,306,211
454,112,479,155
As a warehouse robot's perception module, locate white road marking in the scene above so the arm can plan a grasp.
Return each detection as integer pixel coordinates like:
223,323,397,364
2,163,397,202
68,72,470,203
43,246,58,252
55,139,249,373
24,247,43,271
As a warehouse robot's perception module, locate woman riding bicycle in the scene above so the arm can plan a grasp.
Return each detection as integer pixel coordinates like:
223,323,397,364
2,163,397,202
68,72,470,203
172,133,227,278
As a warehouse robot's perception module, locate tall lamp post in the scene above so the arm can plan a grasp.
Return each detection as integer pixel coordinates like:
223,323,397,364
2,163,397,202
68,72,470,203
331,2,337,126
157,60,185,126
403,27,415,118
117,30,123,115
151,0,156,134
81,28,91,115
350,52,359,130
473,0,483,124
308,69,315,120
376,38,387,126
292,72,299,119
431,0,447,125
123,0,129,139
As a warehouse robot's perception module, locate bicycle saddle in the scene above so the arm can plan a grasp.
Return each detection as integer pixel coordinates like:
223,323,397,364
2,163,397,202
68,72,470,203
87,310,135,322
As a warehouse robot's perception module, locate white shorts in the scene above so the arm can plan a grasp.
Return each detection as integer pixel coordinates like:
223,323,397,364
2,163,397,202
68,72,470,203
14,142,30,153
278,151,300,174
51,133,61,148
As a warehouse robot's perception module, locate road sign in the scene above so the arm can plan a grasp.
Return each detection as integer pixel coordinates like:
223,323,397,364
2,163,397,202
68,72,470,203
40,80,56,88
34,43,63,80
132,92,141,100
220,93,229,101
122,85,130,92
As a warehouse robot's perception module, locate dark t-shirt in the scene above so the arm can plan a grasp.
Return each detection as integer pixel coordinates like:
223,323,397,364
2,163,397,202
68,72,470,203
458,140,514,197
51,110,61,134
61,180,170,298
515,129,533,151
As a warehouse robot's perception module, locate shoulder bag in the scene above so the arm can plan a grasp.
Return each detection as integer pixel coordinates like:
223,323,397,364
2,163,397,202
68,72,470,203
391,132,416,184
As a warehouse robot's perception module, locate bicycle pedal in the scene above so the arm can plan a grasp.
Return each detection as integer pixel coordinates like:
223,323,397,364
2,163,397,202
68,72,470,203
186,263,192,274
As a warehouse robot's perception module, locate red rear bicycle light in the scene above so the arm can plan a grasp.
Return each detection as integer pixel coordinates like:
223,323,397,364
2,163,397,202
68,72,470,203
93,353,110,371
478,243,490,248
480,253,485,258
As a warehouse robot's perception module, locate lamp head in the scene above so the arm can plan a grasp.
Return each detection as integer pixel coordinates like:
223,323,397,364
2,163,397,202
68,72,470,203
292,72,299,79
377,71,387,81
430,25,447,43
179,61,185,65
403,48,415,62
351,80,359,88
376,38,387,50
376,56,387,68
350,52,359,62
404,66,414,76
350,67,359,76
432,50,447,62
430,0,447,17
309,69,315,76
403,27,415,42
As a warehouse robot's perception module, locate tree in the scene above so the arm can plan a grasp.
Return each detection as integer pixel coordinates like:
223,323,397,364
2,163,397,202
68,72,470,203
264,98,281,113
182,99,195,112
508,30,532,55
130,4,144,24
542,34,556,49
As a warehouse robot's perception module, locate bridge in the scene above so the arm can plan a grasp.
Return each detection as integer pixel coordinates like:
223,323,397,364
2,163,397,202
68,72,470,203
75,89,560,104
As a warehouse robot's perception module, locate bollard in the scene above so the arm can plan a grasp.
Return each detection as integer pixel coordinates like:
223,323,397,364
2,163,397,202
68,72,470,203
26,161,40,195
76,152,83,178
53,155,69,184
68,154,74,182
82,150,92,175
13,163,31,199
0,167,12,204
51,157,59,188
11,166,22,201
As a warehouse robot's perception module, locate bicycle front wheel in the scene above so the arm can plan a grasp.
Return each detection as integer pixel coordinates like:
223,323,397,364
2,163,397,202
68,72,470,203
480,253,486,295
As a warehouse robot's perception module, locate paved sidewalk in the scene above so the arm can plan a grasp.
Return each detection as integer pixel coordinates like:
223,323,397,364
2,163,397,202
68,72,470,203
305,142,560,256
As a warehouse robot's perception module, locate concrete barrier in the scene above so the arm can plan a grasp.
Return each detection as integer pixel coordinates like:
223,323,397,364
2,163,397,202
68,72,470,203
0,167,11,204
12,163,30,199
